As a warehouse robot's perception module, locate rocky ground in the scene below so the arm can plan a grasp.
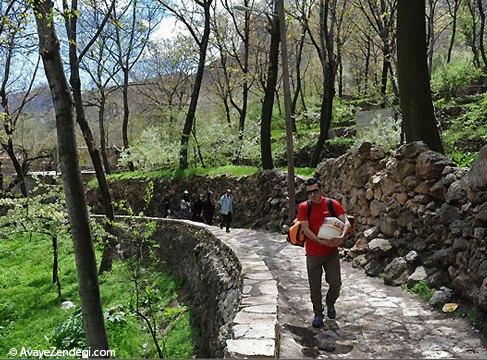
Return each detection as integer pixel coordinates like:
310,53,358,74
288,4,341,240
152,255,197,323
209,226,487,359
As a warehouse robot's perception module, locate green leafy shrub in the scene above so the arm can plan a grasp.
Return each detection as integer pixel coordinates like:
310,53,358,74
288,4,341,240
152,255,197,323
355,113,400,152
443,93,487,163
431,57,484,98
52,309,86,350
409,280,435,302
449,151,478,168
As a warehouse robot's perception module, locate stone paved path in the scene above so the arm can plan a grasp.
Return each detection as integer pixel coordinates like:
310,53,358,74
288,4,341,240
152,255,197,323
209,227,487,359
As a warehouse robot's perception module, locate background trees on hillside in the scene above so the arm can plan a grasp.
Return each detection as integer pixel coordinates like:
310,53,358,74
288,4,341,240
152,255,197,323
1,0,485,191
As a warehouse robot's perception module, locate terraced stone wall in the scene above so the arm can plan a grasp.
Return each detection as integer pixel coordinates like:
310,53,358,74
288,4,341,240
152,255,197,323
316,142,487,311
151,220,242,358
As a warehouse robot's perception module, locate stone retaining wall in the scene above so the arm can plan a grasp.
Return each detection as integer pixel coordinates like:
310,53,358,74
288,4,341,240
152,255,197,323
315,142,487,311
117,217,278,358
87,170,305,231
151,220,242,357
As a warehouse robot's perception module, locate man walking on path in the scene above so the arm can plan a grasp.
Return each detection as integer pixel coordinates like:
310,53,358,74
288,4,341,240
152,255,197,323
219,189,234,233
297,178,351,328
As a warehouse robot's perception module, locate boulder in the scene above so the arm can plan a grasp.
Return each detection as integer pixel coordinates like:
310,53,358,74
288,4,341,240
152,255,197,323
479,277,487,311
429,287,454,306
379,216,398,237
405,250,419,264
348,238,368,258
365,258,386,277
383,257,409,286
468,145,487,192
416,150,454,180
395,141,429,159
445,179,468,205
427,269,451,289
437,204,460,225
352,254,368,268
407,266,427,286
368,238,392,252
363,227,379,240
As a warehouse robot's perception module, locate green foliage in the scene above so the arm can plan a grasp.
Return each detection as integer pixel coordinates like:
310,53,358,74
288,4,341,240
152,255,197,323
431,57,484,98
332,98,356,126
52,309,86,350
443,92,487,163
88,166,259,187
294,167,315,177
449,151,478,167
408,280,435,302
354,113,400,152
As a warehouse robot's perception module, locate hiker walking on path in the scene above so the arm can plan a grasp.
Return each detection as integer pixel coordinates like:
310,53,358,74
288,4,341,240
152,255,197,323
219,189,234,233
202,190,215,225
179,190,192,220
297,178,351,328
192,194,204,222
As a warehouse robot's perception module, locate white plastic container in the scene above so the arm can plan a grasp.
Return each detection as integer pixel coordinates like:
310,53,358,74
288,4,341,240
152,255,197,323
318,217,344,239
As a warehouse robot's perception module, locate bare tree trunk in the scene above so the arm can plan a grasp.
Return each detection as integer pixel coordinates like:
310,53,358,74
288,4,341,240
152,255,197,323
312,61,336,166
397,0,444,154
52,235,62,298
98,94,111,174
178,3,211,170
65,10,117,274
291,30,306,131
121,70,134,171
478,0,487,70
1,140,27,196
260,8,280,170
33,0,109,351
446,0,459,63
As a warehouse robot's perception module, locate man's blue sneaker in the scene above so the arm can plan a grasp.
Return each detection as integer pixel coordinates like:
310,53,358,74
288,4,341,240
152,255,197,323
327,305,336,319
311,314,324,328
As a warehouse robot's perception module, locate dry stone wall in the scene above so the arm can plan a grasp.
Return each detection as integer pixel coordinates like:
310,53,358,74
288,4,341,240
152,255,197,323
316,142,487,311
87,142,487,311
87,170,304,232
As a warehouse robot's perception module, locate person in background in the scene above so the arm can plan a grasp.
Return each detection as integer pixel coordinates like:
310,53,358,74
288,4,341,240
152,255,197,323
202,190,215,225
179,190,192,220
219,189,234,233
159,196,170,218
192,194,204,222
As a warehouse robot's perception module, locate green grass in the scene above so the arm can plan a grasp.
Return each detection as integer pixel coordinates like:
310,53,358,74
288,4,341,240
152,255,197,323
0,233,195,358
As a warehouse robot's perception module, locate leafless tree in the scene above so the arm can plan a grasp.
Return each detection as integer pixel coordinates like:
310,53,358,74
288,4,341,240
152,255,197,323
157,0,213,170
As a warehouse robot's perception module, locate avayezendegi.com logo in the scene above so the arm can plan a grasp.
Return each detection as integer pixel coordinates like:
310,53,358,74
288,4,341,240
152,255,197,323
8,347,115,358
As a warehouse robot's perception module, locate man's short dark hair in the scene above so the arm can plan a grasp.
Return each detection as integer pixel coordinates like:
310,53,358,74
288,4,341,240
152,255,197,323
305,178,321,187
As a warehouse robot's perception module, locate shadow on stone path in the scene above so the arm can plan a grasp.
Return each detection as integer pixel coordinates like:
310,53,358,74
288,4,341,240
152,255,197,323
209,226,487,359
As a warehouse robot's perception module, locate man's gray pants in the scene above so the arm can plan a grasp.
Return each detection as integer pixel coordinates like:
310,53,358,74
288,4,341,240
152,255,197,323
306,253,342,316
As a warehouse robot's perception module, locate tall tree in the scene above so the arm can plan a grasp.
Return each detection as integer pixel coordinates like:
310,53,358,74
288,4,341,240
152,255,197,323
301,0,346,166
158,0,213,170
397,0,444,153
356,0,397,104
110,0,162,171
0,0,39,196
446,0,460,63
260,0,280,170
63,0,118,273
81,14,122,175
32,0,109,351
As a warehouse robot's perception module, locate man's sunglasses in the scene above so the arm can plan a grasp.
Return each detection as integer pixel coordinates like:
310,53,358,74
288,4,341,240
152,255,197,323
307,188,320,195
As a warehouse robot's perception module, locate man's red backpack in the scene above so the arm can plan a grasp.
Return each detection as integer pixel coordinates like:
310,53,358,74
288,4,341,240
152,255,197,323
287,199,336,247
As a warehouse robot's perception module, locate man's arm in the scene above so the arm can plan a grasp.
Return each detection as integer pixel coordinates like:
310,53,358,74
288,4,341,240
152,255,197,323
301,221,332,246
328,213,351,247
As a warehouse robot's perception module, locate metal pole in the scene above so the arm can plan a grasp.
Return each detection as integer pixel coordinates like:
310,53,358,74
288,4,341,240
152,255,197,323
276,0,296,221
